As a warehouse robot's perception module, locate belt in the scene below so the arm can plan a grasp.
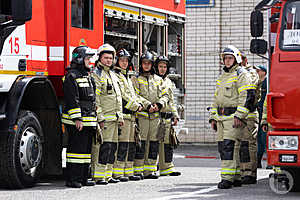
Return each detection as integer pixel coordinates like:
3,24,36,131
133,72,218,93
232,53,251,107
217,107,237,116
160,112,173,119
123,108,135,115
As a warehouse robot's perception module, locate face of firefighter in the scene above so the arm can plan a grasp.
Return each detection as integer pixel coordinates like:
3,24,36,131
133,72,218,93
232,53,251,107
142,60,152,72
100,53,114,67
224,55,235,68
256,69,267,81
241,57,247,67
158,62,168,76
118,57,129,70
84,56,92,69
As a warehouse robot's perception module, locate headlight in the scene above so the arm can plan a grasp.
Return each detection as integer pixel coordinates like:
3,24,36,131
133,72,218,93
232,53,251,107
269,136,298,150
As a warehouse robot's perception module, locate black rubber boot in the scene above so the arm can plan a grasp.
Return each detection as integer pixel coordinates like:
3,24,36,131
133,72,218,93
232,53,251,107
82,179,96,186
169,172,181,176
217,180,233,189
96,179,108,185
233,180,242,187
241,176,257,184
129,175,141,181
108,178,120,183
144,174,159,179
66,181,82,188
135,174,144,180
119,176,129,182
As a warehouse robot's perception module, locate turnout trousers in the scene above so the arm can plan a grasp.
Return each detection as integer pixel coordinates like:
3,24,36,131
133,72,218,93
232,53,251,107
91,121,118,181
159,119,176,175
134,117,160,176
113,115,136,178
217,117,243,183
65,125,94,183
240,118,258,179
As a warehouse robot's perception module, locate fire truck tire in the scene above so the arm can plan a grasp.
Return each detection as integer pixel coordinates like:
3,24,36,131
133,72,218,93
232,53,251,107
289,169,300,192
0,110,43,189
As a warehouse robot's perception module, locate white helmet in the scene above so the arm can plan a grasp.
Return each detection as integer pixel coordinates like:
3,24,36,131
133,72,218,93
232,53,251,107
220,45,242,64
97,43,116,59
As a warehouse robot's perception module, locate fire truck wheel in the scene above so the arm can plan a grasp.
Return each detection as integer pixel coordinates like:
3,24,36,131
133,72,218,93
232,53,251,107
0,110,43,189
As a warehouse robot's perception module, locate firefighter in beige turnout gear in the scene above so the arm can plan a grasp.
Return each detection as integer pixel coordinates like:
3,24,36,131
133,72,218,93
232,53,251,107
209,45,255,189
239,53,263,184
112,49,142,182
155,56,181,176
91,44,124,185
132,52,169,179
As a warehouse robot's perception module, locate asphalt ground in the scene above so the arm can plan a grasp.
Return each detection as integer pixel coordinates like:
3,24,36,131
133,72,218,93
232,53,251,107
0,144,299,200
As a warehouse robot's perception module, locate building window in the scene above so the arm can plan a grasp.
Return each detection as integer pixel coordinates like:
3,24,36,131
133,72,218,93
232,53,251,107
71,0,93,29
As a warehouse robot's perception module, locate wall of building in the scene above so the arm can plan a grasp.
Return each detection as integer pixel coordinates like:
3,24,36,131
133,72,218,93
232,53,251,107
181,0,268,143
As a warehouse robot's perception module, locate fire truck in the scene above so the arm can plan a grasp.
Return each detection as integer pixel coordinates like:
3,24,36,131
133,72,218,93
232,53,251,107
0,0,186,189
251,0,300,194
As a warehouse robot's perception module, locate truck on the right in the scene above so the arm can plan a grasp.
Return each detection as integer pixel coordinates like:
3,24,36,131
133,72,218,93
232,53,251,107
251,0,300,194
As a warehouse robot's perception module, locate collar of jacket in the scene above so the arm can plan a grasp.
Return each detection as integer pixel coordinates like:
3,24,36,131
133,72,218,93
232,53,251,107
141,71,151,77
68,63,89,75
114,66,127,75
223,64,239,73
97,62,111,72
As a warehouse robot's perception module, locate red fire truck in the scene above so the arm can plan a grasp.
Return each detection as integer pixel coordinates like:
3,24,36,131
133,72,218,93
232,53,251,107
0,0,186,189
251,0,300,194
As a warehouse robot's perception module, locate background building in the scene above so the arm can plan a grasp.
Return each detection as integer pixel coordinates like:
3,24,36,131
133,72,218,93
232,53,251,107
181,0,268,143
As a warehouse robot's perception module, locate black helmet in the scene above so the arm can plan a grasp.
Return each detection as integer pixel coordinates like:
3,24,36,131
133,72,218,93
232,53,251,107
140,51,154,64
72,46,94,65
154,55,169,77
139,51,154,73
116,48,131,66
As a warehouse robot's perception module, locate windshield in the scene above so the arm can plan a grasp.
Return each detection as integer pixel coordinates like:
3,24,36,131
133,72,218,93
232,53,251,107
0,1,12,24
280,1,300,50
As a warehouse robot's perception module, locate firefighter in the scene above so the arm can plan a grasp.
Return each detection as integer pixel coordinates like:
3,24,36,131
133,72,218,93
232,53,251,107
209,45,255,189
62,46,97,188
256,66,268,168
239,53,263,184
154,56,181,176
132,51,169,179
261,98,269,132
112,48,143,182
91,44,123,185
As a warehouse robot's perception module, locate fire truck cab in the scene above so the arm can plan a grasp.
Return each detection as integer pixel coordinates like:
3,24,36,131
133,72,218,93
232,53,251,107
0,0,186,189
251,0,300,194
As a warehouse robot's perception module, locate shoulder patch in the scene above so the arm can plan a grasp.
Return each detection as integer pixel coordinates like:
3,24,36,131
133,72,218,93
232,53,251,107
236,66,247,76
94,67,102,77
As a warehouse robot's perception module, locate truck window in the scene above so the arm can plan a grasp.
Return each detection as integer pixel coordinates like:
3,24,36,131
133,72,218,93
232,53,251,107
280,1,300,50
0,1,11,16
71,0,93,30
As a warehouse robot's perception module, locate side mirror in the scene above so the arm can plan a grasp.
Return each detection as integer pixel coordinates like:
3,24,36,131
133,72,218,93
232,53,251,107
255,0,272,10
11,0,32,22
250,39,268,54
251,10,264,37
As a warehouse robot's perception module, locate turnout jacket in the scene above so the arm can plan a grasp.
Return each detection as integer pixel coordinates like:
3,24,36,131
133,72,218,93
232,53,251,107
160,76,179,119
113,66,142,120
245,65,261,120
62,64,97,127
261,98,268,126
92,62,123,123
132,73,169,119
209,64,255,122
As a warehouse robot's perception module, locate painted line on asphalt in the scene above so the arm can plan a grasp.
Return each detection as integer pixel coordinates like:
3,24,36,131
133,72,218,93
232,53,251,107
151,185,218,200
